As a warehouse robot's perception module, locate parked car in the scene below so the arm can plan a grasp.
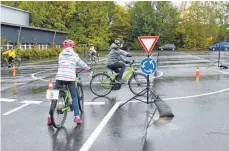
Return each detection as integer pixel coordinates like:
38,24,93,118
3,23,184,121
209,42,229,51
159,44,176,51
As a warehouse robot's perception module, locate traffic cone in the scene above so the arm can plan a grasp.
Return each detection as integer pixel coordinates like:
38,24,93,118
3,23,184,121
48,80,53,90
196,67,200,81
12,64,16,77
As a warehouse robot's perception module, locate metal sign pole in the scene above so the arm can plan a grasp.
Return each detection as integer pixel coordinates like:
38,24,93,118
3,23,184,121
120,36,159,108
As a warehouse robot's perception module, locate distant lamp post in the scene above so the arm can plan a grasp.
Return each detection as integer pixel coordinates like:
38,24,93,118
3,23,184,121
82,43,87,59
178,22,184,48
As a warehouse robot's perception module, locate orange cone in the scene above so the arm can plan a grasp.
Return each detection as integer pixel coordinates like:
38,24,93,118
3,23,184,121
196,67,200,80
12,64,16,77
48,80,53,90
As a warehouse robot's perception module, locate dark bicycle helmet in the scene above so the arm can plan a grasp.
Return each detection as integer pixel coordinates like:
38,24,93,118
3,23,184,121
114,38,124,47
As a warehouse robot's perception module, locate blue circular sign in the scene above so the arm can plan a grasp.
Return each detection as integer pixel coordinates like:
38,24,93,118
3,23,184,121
140,58,157,75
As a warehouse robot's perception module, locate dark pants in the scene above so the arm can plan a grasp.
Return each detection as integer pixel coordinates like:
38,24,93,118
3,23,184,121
49,80,80,116
8,56,13,64
107,61,126,80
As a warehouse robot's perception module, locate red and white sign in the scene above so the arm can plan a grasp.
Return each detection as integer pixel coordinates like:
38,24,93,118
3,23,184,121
138,36,159,55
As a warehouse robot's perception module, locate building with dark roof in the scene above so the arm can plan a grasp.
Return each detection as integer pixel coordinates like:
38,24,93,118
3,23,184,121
0,4,67,49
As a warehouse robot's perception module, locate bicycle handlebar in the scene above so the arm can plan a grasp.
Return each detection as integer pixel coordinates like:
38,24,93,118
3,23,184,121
76,69,85,74
129,60,135,67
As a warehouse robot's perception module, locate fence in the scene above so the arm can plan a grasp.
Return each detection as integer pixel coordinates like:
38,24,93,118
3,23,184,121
1,44,61,50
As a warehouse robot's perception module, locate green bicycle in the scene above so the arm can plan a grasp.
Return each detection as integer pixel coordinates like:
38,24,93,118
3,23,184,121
1,55,21,69
46,69,84,128
90,60,148,97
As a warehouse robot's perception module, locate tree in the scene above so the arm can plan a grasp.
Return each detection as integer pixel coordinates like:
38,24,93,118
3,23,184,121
68,1,114,51
128,1,157,50
155,1,180,47
16,2,75,31
109,5,131,44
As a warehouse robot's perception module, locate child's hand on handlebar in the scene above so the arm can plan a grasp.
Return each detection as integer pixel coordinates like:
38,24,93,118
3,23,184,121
85,66,91,71
125,61,131,64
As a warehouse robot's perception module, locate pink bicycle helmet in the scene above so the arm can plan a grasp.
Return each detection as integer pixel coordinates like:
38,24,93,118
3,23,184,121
62,39,75,48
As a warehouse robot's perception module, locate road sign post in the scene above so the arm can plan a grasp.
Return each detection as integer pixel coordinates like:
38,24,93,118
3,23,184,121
120,36,160,108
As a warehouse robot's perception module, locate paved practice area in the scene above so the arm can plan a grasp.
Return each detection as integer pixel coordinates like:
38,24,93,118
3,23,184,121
1,51,229,151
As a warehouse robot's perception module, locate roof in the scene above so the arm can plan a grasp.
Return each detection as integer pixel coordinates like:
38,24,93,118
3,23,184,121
1,22,68,34
1,4,31,14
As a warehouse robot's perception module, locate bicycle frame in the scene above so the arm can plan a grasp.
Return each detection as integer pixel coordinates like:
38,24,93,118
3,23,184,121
110,66,135,81
56,74,81,112
101,63,136,88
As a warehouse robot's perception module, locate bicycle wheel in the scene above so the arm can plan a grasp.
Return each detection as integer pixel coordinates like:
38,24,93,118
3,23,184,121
128,72,148,95
14,60,21,69
77,83,84,113
50,92,68,128
90,73,112,97
1,60,7,69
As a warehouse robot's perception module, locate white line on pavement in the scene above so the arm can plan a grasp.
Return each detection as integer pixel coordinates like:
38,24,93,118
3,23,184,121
48,102,106,105
31,71,49,81
84,102,105,105
79,101,121,151
20,100,43,104
142,87,229,102
2,104,30,115
163,87,229,101
0,98,16,102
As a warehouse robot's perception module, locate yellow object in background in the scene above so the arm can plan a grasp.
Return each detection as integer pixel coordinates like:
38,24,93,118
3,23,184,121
2,49,16,58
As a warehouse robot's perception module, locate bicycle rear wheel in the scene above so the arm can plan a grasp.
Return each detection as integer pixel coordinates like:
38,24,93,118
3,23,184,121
50,92,68,128
90,73,112,97
77,83,84,113
128,72,148,95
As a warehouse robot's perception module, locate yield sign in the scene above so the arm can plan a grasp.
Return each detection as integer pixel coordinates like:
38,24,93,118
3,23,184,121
138,36,159,55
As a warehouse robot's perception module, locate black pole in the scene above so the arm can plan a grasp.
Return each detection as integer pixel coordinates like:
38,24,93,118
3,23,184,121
147,54,150,104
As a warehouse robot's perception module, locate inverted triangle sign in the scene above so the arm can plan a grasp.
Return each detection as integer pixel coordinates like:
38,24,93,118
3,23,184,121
138,36,159,54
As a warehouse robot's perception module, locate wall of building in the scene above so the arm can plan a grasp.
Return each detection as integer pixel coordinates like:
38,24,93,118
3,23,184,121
1,24,67,45
1,5,30,26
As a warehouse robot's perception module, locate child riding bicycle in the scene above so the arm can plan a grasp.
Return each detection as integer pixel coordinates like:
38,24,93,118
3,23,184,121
47,39,90,125
88,44,97,61
107,38,132,84
2,49,16,68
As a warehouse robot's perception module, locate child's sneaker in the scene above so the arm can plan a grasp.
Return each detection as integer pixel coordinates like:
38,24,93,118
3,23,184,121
47,115,52,125
74,116,83,124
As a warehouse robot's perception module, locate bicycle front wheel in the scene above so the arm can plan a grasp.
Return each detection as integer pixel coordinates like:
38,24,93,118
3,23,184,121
128,72,148,95
90,73,112,97
50,93,67,128
77,83,84,113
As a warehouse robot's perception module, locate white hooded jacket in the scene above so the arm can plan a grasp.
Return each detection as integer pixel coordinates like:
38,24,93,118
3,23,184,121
56,47,88,81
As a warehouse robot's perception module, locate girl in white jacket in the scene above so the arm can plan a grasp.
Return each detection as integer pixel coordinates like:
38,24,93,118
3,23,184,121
47,39,90,125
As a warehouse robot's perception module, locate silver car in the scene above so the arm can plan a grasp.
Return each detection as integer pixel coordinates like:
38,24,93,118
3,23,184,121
159,44,176,51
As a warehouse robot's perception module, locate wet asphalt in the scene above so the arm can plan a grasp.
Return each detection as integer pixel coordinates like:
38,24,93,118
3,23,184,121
1,50,229,151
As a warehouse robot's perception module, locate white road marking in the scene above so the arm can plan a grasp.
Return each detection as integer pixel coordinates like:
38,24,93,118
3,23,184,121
163,88,229,101
84,102,105,105
79,101,121,151
142,87,229,102
0,98,16,102
48,101,105,105
210,69,229,75
31,58,107,82
31,71,49,81
2,104,30,115
20,100,43,104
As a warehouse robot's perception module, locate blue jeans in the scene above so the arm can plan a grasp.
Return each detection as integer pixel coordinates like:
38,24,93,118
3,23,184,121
49,80,80,116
